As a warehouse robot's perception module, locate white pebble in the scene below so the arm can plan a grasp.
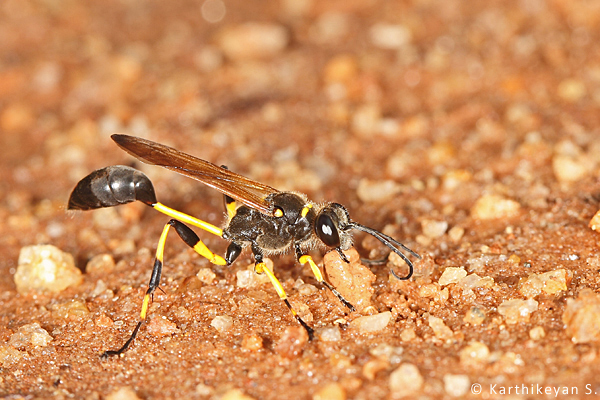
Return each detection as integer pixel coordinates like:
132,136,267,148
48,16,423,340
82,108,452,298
438,267,467,286
389,363,423,396
351,311,392,333
210,315,233,333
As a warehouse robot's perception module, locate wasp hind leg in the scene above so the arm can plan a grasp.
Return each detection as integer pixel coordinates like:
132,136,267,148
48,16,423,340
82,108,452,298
102,219,226,358
296,245,356,312
251,245,315,340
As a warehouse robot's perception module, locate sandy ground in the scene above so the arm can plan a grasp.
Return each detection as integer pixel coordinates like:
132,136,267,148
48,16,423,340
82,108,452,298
2,0,600,399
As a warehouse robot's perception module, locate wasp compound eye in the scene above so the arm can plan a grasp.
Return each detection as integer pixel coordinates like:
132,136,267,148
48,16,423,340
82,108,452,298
316,213,340,247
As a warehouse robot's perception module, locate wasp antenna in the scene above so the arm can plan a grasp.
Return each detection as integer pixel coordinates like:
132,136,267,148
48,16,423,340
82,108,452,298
348,222,419,280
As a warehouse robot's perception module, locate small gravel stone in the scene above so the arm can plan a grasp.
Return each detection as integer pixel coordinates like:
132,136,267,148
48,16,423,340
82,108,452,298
400,328,416,342
356,178,401,203
0,345,24,367
210,315,233,333
350,311,392,334
275,326,309,359
458,273,494,291
438,267,467,286
471,194,521,220
563,289,600,343
221,389,256,400
529,326,546,340
15,244,83,293
50,299,90,320
236,259,273,288
459,341,490,368
324,248,375,312
106,387,142,400
421,219,448,239
317,326,341,342
362,359,389,380
518,269,570,298
86,253,115,274
428,315,454,340
241,333,263,351
147,316,180,338
369,23,411,49
389,363,423,397
463,306,486,325
196,268,216,284
498,299,538,324
552,154,589,183
590,209,600,232
217,23,288,60
313,382,346,400
9,322,53,350
448,226,465,242
443,374,471,397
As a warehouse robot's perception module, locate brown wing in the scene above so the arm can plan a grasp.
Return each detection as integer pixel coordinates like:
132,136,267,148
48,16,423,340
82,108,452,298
111,134,279,214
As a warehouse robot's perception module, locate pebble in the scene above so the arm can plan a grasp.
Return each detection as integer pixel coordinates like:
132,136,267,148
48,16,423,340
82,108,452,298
552,154,589,183
196,268,216,284
457,273,494,291
389,363,423,397
438,267,467,286
313,382,346,400
275,326,309,359
400,328,416,342
14,244,83,293
563,289,600,343
471,194,521,220
356,178,401,203
362,358,389,380
442,169,472,191
459,341,490,368
317,326,341,342
217,23,288,60
529,326,546,340
8,322,53,350
590,209,600,232
428,315,454,341
518,269,570,298
210,315,233,333
221,389,256,400
350,311,392,334
147,316,180,338
463,306,486,325
421,219,448,239
0,345,24,367
86,253,115,274
369,23,411,49
497,299,538,324
241,333,263,351
236,259,273,288
50,299,90,320
105,387,142,400
324,248,375,312
443,373,471,397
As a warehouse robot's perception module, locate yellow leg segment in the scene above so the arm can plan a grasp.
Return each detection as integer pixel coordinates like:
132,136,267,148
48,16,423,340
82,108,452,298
153,202,223,237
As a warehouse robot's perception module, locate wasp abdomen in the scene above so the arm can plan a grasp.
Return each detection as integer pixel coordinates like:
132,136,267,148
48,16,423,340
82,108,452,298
68,165,157,210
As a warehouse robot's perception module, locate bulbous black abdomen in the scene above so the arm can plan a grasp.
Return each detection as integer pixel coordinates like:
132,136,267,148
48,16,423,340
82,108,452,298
68,165,157,210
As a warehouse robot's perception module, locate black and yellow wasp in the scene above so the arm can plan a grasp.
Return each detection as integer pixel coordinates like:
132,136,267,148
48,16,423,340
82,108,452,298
68,134,419,356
